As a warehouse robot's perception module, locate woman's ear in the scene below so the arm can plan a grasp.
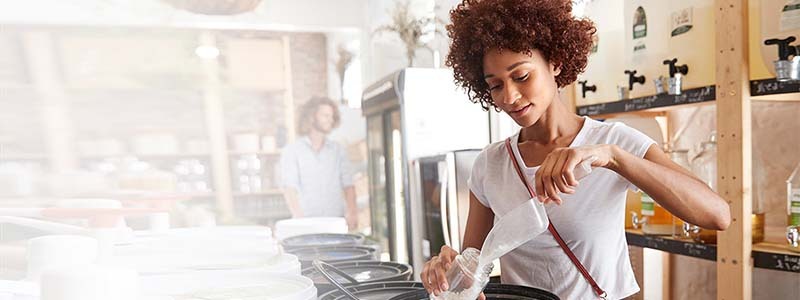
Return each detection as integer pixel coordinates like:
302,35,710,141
552,63,562,76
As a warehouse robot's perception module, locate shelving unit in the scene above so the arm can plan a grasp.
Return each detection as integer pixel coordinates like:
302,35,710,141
626,229,800,273
576,85,716,118
0,27,297,225
570,1,799,299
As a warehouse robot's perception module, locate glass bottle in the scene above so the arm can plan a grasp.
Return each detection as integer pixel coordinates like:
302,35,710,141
431,248,493,300
641,191,674,235
788,162,800,226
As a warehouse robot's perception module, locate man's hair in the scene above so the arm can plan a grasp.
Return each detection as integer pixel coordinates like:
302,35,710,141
297,96,341,135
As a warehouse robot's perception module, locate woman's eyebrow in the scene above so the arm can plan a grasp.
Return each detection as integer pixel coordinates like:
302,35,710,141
484,60,533,79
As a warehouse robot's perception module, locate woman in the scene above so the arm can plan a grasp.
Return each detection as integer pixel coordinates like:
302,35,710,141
421,1,730,299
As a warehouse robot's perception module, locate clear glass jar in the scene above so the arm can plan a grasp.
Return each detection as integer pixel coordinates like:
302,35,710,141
431,248,493,300
688,132,718,243
788,162,800,226
668,149,691,239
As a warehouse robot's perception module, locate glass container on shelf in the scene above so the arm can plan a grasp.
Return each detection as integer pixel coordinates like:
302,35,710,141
789,162,800,226
625,191,642,229
640,191,676,235
688,132,718,244
668,149,692,239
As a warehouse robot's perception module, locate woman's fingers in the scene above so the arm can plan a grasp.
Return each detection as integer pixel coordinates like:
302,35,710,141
421,259,432,291
551,151,575,195
432,259,448,294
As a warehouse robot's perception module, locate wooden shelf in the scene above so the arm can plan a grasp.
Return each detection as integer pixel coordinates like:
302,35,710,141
1,154,48,160
79,153,210,159
752,242,800,273
749,78,800,100
626,229,717,261
626,229,800,273
576,85,716,118
228,151,281,156
232,190,283,197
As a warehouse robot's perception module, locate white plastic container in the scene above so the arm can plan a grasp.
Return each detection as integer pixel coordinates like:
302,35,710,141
274,217,348,241
141,272,316,300
27,235,98,282
40,264,139,300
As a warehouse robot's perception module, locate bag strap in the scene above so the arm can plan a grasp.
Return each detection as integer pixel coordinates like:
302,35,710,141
504,138,607,299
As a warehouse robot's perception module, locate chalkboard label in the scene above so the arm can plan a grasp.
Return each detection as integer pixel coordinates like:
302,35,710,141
577,85,716,116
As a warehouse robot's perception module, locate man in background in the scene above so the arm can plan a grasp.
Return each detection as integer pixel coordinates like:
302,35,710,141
279,97,357,229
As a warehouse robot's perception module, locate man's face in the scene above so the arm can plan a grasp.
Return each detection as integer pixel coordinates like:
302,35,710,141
312,104,335,134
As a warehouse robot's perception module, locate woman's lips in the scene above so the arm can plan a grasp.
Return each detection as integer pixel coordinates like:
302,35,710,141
510,104,531,117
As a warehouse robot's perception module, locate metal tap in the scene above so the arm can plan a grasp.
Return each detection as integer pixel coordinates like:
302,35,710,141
578,80,597,99
624,70,646,91
764,36,800,82
663,58,689,95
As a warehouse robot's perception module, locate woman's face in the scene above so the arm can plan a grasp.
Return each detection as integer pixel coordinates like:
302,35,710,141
482,49,560,127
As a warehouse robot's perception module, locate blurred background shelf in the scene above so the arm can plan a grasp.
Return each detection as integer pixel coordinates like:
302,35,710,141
626,229,800,273
576,85,716,118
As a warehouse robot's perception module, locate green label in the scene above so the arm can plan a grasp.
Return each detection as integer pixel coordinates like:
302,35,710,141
641,193,655,216
792,189,800,225
633,7,648,39
671,25,693,37
671,8,693,37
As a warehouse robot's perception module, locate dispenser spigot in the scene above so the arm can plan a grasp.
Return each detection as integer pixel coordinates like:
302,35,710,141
578,80,597,98
663,58,689,95
663,58,689,78
624,70,646,91
764,36,800,81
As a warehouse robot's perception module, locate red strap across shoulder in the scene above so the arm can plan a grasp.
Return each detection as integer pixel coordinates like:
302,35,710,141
504,138,607,299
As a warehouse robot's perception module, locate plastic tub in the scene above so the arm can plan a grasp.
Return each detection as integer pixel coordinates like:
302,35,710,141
141,271,315,299
318,281,425,300
389,283,560,300
286,245,377,268
302,260,412,294
281,233,365,250
274,217,347,240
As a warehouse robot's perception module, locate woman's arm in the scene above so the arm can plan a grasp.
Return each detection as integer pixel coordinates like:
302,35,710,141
462,192,495,250
610,144,731,230
534,144,730,231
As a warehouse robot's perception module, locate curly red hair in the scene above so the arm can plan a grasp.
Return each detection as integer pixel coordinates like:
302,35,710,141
446,0,596,110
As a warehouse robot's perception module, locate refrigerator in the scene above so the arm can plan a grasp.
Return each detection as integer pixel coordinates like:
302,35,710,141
411,150,480,271
362,68,519,273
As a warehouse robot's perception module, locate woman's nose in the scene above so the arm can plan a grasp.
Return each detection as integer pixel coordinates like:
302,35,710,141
502,84,521,105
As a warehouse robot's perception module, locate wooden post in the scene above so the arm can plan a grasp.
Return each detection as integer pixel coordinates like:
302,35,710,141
22,31,77,173
715,1,752,300
281,36,296,144
199,31,235,221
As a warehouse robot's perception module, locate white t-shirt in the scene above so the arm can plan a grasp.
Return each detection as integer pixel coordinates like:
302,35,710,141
467,116,655,300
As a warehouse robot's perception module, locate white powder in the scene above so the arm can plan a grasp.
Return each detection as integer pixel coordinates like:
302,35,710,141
432,283,483,300
478,198,550,268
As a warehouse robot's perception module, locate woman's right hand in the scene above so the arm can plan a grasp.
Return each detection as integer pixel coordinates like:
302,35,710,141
421,245,458,296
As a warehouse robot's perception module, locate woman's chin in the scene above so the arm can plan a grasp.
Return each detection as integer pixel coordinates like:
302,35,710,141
510,114,540,128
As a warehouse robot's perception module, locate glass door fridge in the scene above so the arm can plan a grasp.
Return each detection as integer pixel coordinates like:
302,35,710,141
362,68,492,265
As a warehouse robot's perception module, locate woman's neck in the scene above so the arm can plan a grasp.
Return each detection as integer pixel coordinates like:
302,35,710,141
519,94,583,146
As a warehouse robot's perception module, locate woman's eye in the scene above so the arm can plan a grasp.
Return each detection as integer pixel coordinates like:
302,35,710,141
488,84,501,91
515,74,529,81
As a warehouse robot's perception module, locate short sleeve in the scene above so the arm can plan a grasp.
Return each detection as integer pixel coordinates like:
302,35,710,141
279,144,301,190
467,149,491,208
338,144,355,187
608,123,657,191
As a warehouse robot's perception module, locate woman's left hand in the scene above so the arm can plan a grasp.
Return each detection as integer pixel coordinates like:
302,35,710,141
534,144,618,205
